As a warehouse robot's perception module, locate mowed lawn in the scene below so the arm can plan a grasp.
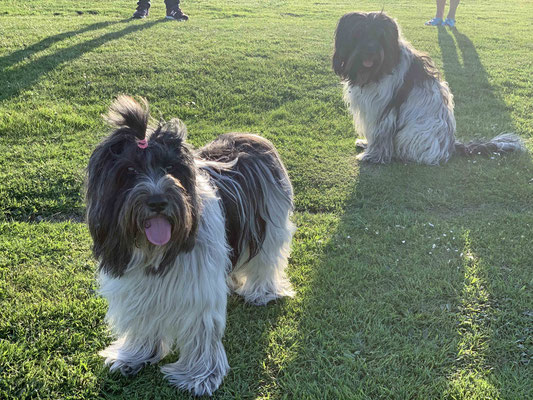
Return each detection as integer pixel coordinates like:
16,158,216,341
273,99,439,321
1,0,532,398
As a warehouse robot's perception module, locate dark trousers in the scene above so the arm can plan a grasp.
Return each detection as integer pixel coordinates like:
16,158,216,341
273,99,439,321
137,0,180,7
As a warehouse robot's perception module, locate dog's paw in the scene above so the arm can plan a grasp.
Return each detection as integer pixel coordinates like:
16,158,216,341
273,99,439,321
99,339,166,377
355,138,368,150
238,281,295,306
103,357,145,376
161,362,227,396
244,291,286,306
356,151,372,162
357,150,390,164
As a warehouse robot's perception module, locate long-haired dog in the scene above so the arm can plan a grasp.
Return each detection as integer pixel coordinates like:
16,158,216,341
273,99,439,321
333,12,524,164
86,96,295,396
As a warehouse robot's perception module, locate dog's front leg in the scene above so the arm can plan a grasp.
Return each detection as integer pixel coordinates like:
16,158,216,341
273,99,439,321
161,317,229,396
98,271,172,376
100,336,169,376
357,119,396,164
161,281,229,396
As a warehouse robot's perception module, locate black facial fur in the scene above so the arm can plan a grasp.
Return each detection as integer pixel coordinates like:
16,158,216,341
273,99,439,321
86,97,198,277
333,12,401,86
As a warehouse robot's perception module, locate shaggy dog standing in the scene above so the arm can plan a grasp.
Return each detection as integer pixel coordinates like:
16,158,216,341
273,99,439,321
86,96,295,396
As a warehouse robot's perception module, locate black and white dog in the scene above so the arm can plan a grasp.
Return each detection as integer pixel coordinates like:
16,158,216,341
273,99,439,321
333,12,524,164
86,96,295,396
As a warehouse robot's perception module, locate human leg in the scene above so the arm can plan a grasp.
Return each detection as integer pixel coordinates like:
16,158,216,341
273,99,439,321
425,0,447,25
165,0,189,20
446,0,460,20
132,0,150,18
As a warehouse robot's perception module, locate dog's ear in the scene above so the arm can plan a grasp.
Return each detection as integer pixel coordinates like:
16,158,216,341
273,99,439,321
379,14,401,73
88,212,133,277
86,179,133,278
332,16,350,76
86,136,135,277
332,12,367,77
377,13,399,41
332,52,344,76
159,118,187,140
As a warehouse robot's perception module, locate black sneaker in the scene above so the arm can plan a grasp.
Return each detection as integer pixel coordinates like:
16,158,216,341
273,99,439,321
132,2,150,19
166,6,188,21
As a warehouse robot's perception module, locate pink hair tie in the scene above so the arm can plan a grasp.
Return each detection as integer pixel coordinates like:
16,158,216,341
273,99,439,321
136,138,148,149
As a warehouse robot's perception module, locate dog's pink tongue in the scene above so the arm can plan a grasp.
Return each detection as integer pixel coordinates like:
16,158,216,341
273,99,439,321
144,217,171,246
363,58,374,68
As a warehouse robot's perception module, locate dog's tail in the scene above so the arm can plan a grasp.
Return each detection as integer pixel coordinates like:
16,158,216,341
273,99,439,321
105,95,149,140
454,133,526,157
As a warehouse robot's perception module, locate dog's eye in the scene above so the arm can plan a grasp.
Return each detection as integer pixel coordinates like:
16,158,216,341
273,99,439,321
164,165,173,173
127,167,137,174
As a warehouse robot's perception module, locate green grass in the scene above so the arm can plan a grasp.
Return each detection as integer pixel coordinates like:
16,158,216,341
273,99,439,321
1,0,532,398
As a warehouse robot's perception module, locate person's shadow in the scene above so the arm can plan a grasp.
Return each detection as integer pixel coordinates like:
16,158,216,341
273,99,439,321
0,18,161,102
436,26,516,138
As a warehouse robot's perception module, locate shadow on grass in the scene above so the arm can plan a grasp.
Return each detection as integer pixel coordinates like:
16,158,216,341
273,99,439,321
455,219,533,399
437,27,516,138
0,18,167,222
0,19,127,70
272,155,531,397
0,18,162,102
262,29,532,397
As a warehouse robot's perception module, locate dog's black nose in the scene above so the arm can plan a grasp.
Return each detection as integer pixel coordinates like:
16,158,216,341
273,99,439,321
363,41,380,55
147,195,168,212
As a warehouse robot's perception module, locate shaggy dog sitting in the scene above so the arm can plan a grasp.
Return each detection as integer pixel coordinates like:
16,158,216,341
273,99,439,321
333,11,524,164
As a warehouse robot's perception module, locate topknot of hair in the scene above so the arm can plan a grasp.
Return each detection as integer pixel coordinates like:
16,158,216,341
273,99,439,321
105,95,149,140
